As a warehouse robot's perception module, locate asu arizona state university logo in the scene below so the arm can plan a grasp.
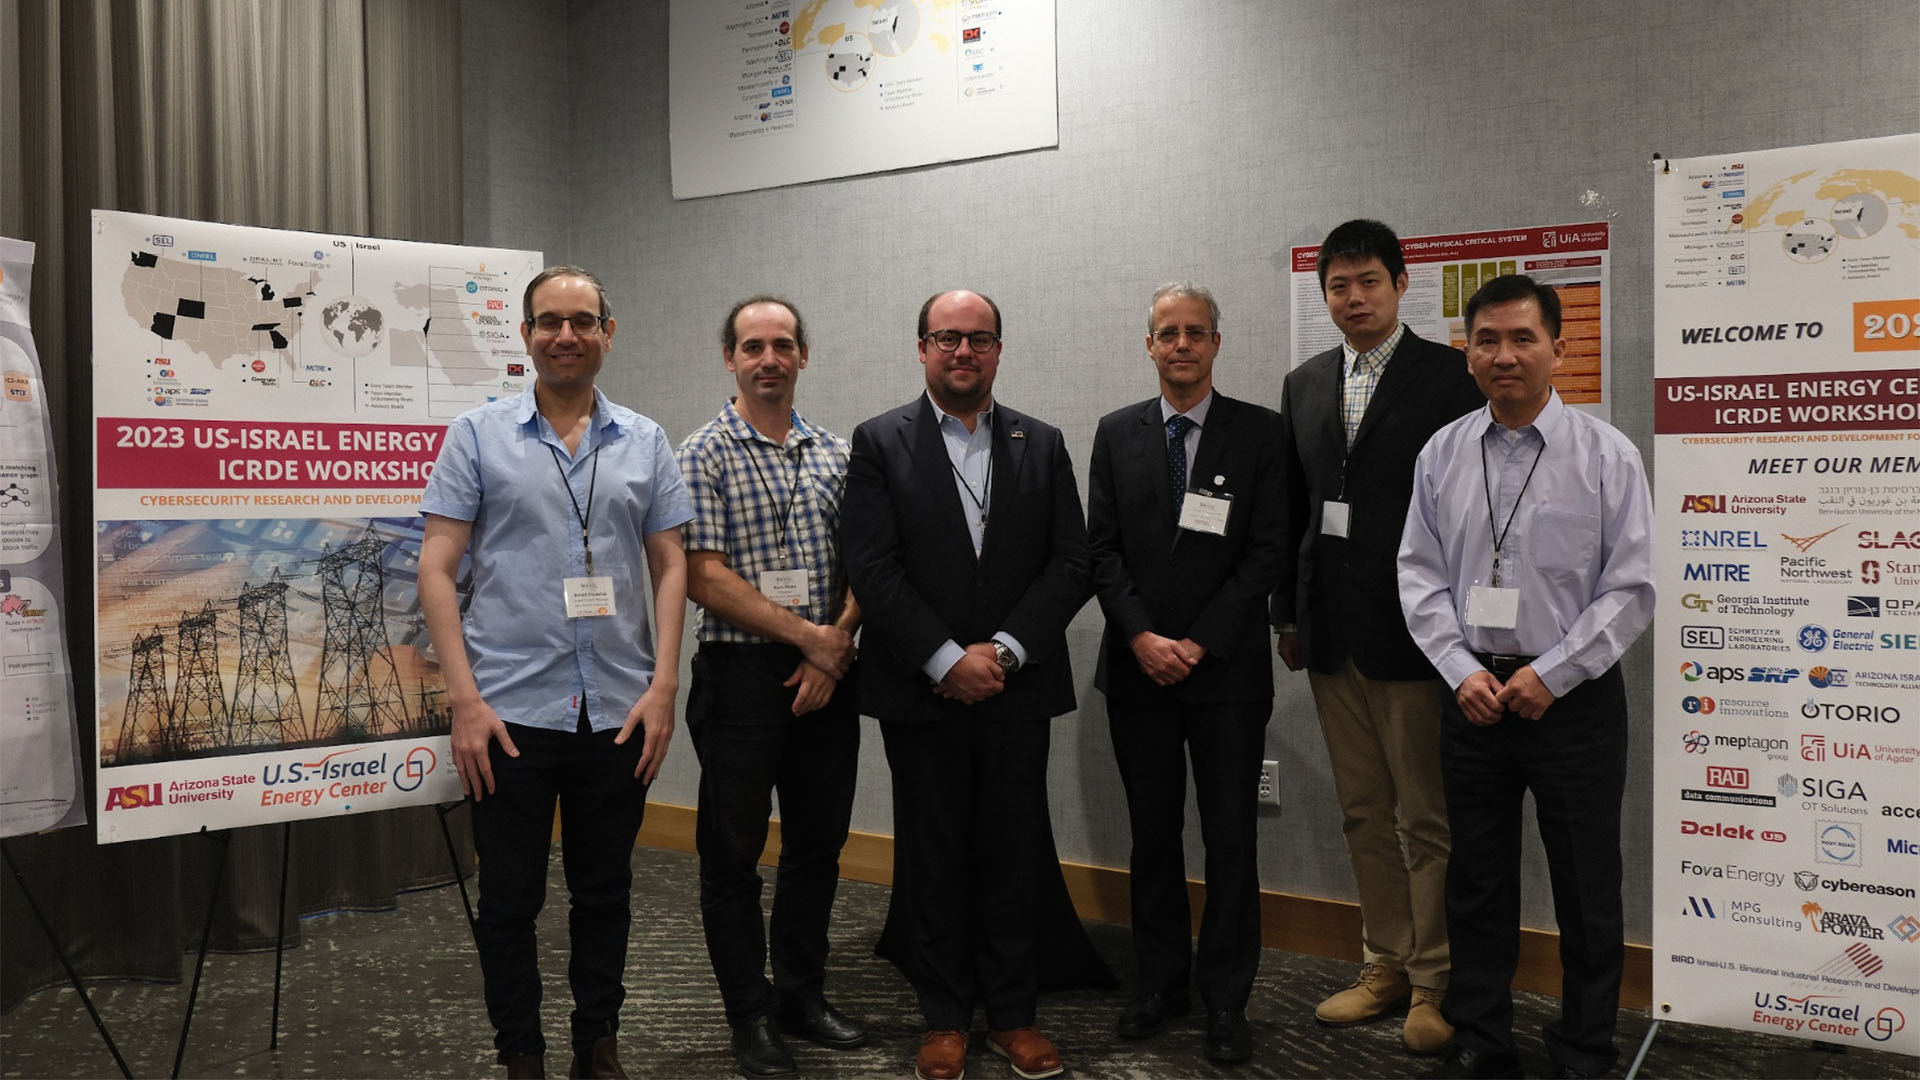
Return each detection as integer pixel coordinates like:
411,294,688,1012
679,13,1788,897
104,783,163,810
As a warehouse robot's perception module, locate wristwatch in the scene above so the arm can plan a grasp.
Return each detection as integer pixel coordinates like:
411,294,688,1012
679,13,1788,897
992,641,1020,673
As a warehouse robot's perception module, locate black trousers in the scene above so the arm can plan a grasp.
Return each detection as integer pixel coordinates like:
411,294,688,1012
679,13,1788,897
881,708,1050,1031
1108,697,1271,1011
1440,664,1628,1076
686,644,860,1027
470,717,648,1063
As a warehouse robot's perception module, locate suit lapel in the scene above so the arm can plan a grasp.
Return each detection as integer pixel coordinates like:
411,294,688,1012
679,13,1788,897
909,397,977,565
1187,395,1233,494
1131,398,1176,529
1350,332,1421,450
980,406,1025,565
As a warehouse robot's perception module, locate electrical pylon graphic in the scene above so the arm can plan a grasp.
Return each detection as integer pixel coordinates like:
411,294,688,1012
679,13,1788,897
116,630,170,764
312,529,411,741
229,569,305,747
166,601,227,756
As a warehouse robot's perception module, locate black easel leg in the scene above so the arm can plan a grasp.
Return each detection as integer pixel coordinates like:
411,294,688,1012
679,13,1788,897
269,821,292,1050
171,828,232,1080
435,801,478,939
1,841,135,1079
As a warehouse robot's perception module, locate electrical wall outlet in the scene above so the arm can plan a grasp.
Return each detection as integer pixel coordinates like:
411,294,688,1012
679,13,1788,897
1257,759,1282,808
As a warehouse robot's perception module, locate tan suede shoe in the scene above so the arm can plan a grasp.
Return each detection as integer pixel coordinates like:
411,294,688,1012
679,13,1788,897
1403,986,1454,1054
1314,961,1411,1026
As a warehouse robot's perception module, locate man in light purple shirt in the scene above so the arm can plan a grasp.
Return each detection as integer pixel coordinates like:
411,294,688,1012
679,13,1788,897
1397,275,1653,1080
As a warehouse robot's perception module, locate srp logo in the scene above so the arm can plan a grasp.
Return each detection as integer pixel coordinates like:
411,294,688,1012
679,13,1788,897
392,746,439,792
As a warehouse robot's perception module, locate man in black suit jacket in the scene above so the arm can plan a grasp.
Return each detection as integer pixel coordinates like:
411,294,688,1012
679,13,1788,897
1088,282,1286,1065
840,289,1090,1080
1272,220,1484,1056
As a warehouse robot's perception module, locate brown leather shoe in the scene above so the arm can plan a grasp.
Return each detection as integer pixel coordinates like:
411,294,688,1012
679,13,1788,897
1402,986,1454,1055
915,1029,969,1080
504,1052,545,1079
986,1027,1064,1080
568,1035,627,1079
1315,961,1411,1026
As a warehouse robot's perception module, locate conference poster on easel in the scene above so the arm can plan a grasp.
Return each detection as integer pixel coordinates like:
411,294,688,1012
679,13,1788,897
1650,133,1920,1056
90,211,541,843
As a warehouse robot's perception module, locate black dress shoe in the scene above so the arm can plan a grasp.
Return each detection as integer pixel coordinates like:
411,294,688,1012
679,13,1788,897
1204,1009,1253,1064
1116,991,1191,1039
730,1015,798,1078
1420,1047,1525,1079
777,997,869,1049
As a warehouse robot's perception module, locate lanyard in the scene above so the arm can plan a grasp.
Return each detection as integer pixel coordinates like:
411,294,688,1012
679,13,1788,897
948,453,992,535
1479,431,1545,588
741,437,804,567
548,444,602,575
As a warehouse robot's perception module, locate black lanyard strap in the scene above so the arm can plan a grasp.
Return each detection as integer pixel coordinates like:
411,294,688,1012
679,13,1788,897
548,443,601,575
741,436,805,561
1479,432,1545,588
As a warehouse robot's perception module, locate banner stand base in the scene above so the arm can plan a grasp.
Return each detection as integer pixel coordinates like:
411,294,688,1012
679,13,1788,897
171,827,232,1079
1625,1018,1659,1080
1,840,134,1079
435,801,478,939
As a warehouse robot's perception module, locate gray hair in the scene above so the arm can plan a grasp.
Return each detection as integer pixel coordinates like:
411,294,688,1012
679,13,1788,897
1148,282,1220,332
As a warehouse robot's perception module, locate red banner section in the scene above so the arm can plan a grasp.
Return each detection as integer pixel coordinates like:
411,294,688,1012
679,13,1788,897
1291,222,1611,273
97,417,445,488
1654,368,1920,434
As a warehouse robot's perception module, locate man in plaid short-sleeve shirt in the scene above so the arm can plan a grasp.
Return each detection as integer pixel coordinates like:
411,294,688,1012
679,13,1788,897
675,296,867,1078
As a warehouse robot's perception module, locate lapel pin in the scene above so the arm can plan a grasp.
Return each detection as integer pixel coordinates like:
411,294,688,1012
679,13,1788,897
1214,474,1225,485
1010,429,1025,439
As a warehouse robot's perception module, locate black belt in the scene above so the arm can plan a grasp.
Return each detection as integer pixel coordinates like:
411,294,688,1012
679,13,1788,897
1473,652,1537,680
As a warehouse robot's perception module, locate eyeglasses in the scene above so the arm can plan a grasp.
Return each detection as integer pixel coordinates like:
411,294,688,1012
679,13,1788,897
529,313,607,336
1153,327,1216,344
924,329,1002,352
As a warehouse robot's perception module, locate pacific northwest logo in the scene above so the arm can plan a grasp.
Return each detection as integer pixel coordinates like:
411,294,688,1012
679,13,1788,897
1782,523,1848,553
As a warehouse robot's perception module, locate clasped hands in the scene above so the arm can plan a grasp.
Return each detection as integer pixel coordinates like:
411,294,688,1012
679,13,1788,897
1455,665,1556,725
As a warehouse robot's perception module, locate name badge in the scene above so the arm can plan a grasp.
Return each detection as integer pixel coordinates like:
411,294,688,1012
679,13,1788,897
1321,499,1351,538
1466,585,1520,630
563,575,617,619
759,568,810,609
1178,490,1231,536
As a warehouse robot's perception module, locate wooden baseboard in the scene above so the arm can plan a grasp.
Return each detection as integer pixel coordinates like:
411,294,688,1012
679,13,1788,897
636,800,1652,1010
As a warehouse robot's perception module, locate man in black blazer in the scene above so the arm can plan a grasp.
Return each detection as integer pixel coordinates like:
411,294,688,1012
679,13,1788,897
840,289,1090,1080
1088,282,1286,1065
1272,220,1484,1055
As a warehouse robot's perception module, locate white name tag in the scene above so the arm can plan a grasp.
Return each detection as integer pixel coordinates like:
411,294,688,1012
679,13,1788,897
563,575,617,619
1321,499,1351,538
1466,585,1520,630
1178,491,1231,535
758,568,810,609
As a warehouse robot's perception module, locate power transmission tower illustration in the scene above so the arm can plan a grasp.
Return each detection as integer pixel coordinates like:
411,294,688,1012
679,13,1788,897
313,529,412,741
166,601,228,756
116,630,170,764
229,569,305,747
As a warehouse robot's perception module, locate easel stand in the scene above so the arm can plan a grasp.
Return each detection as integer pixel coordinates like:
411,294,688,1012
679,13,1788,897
1,840,134,1079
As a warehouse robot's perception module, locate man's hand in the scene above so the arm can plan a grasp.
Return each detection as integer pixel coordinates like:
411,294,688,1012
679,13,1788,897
450,695,517,801
1495,665,1557,721
936,644,1005,704
802,623,856,680
1455,670,1507,726
617,680,676,784
1275,629,1303,671
1131,631,1194,687
785,660,837,716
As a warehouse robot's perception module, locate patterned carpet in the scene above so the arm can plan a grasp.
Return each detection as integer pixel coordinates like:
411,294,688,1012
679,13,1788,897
2,844,1913,1078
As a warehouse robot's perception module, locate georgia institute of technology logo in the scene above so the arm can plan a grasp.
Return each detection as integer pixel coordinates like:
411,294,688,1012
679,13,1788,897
392,746,439,792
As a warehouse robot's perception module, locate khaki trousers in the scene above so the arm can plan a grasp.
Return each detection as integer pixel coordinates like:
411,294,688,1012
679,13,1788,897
1308,659,1451,988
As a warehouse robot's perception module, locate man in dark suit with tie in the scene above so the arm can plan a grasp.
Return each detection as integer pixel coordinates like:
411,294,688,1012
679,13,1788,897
1087,282,1286,1065
1272,220,1484,1055
840,289,1091,1080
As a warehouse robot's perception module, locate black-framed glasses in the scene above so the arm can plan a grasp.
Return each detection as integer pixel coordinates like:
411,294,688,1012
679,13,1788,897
529,312,607,336
924,329,1001,352
1153,326,1216,344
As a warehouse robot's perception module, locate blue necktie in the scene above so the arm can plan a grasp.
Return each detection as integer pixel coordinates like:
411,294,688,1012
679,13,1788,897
1167,414,1194,516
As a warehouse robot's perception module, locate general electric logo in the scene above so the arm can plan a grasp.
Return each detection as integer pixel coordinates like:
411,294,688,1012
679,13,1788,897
1683,730,1710,754
1799,624,1830,652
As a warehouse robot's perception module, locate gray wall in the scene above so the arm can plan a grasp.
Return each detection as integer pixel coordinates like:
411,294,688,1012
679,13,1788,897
461,0,1920,943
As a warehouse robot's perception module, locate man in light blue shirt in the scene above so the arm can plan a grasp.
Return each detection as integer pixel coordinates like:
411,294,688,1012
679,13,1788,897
1398,275,1653,1080
419,265,692,1079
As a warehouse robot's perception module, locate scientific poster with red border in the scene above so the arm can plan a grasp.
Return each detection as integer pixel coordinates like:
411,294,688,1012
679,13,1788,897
1649,134,1919,1056
91,211,540,843
1289,221,1612,417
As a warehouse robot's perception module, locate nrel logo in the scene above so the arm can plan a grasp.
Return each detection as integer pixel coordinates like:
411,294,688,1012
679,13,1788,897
103,783,163,810
1707,765,1750,788
1799,625,1830,652
1683,730,1710,754
1818,821,1864,865
1682,625,1725,649
1850,596,1881,617
1683,696,1718,715
1682,494,1727,513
